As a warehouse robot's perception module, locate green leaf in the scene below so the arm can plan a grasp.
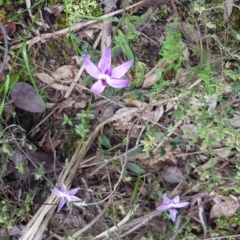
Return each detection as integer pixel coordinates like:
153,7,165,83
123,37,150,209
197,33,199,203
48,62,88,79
125,44,134,61
82,76,93,85
118,29,125,38
99,135,112,149
160,148,166,156
127,147,143,156
126,162,145,174
122,137,128,146
148,131,165,138
106,86,114,97
149,151,154,159
3,143,15,157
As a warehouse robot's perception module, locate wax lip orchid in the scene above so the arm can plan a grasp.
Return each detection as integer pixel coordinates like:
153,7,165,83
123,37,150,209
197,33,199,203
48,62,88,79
51,182,82,212
156,195,189,222
83,47,133,94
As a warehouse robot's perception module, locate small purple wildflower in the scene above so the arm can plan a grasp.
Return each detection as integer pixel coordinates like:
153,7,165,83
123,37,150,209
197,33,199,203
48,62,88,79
83,47,133,94
156,195,189,222
51,182,82,212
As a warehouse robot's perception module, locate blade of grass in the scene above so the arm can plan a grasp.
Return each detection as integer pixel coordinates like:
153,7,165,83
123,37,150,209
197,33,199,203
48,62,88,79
22,38,45,108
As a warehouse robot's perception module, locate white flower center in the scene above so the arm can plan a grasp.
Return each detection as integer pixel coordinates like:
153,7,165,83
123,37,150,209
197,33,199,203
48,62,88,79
99,73,111,83
169,203,175,208
62,193,71,201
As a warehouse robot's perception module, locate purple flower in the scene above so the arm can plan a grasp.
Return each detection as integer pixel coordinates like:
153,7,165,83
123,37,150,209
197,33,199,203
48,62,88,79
83,47,133,94
51,182,82,212
156,196,189,222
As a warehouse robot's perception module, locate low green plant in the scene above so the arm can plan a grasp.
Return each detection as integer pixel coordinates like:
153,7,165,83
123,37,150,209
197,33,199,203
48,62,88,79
63,0,103,25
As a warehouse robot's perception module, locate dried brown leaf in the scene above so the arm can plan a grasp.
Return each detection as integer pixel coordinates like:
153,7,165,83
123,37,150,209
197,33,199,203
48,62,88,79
231,114,240,128
123,99,148,108
50,4,64,16
11,82,46,113
43,140,61,152
224,0,233,22
0,23,16,42
95,106,114,122
58,97,87,111
149,106,164,122
0,225,23,237
143,60,171,88
161,166,185,184
35,72,69,91
114,107,138,122
28,151,60,173
193,158,218,173
210,195,240,219
54,65,79,80
213,148,231,158
100,0,118,12
189,95,218,111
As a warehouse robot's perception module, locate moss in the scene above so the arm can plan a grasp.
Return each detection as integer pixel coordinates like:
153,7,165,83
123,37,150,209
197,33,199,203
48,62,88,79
0,9,7,23
54,13,68,29
131,61,147,88
49,0,58,4
126,93,139,101
44,37,72,64
229,5,240,31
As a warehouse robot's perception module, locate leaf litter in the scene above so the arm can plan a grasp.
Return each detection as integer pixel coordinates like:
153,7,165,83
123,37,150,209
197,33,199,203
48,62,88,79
1,0,240,239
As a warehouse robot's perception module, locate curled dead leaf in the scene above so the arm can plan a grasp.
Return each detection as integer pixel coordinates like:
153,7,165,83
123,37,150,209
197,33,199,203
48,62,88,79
179,21,202,43
35,72,69,91
35,65,79,91
210,195,240,219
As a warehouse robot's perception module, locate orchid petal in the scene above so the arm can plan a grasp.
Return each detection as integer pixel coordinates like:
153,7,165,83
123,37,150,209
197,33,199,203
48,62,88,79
68,196,82,202
57,198,67,212
173,195,180,204
98,47,111,73
170,209,177,222
60,183,67,193
156,204,171,211
51,189,64,197
111,60,133,78
174,202,189,208
107,78,130,88
68,187,80,196
163,196,171,204
90,80,106,94
83,56,102,79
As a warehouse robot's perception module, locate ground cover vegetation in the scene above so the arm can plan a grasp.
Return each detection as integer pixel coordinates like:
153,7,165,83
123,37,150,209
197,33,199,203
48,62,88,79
0,0,240,239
